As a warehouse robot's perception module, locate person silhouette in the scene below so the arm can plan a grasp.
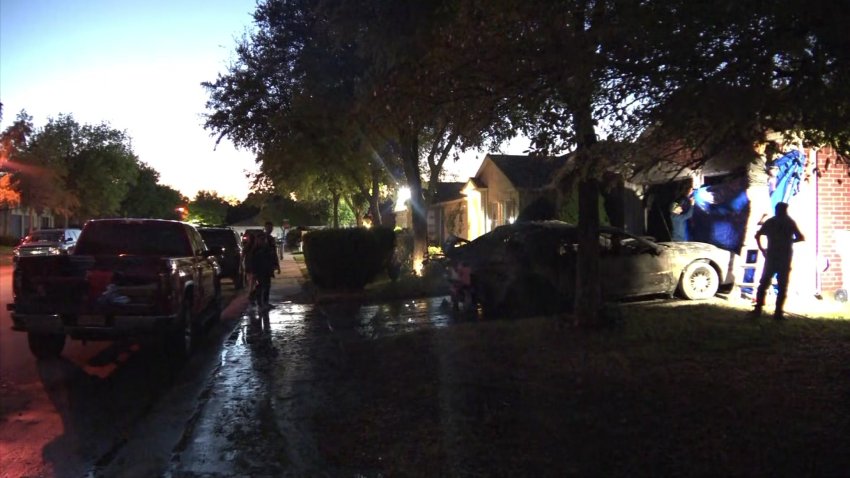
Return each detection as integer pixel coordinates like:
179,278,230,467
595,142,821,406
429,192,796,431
670,195,694,241
752,202,804,320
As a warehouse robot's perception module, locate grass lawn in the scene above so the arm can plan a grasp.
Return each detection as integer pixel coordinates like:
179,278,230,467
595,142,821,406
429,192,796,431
310,295,850,476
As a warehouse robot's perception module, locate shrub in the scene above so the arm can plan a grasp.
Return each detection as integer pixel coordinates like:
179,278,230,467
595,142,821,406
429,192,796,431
0,235,20,246
303,227,396,290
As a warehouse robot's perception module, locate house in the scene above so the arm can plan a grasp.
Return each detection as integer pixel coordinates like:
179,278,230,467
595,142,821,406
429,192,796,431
429,154,569,245
592,142,849,302
0,206,58,239
413,146,849,301
426,182,466,245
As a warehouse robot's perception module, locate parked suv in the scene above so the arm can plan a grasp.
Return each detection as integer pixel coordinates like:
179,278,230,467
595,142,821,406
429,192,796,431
13,228,82,262
198,226,245,289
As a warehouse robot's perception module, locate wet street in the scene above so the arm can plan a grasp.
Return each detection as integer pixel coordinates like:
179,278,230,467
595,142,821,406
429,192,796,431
162,296,460,477
2,254,471,477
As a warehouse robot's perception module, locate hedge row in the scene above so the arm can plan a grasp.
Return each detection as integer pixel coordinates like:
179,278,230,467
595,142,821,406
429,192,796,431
0,235,20,246
302,227,396,290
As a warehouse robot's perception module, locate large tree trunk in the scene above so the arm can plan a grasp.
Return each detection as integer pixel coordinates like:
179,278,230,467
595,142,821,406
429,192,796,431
575,176,601,325
399,127,427,271
573,96,602,326
369,163,382,226
331,191,340,228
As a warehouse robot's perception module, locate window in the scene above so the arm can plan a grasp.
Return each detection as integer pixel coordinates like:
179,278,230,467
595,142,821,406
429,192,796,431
75,222,191,256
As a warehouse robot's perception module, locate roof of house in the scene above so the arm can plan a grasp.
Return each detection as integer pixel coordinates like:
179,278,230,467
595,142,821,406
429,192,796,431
431,182,465,204
486,154,570,189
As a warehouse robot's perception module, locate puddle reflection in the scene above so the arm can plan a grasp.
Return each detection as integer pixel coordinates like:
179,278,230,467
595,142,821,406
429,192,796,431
259,296,473,340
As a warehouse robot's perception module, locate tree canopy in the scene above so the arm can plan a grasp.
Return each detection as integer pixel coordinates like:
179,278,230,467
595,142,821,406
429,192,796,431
2,113,140,224
120,163,186,220
188,190,232,225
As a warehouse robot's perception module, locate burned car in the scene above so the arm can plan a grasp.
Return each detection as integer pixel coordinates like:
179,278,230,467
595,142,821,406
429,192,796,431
445,221,734,317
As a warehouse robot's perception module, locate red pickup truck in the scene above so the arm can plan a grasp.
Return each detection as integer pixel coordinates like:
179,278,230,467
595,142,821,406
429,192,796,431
7,219,222,359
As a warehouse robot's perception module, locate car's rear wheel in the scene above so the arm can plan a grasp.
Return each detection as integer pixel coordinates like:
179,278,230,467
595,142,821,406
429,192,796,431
679,261,719,300
28,333,65,359
210,278,223,323
166,301,194,358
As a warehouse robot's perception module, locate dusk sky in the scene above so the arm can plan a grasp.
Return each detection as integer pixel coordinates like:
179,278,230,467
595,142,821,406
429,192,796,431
1,0,523,202
0,0,259,201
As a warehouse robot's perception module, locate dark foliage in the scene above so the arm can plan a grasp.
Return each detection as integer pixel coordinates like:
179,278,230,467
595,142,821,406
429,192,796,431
303,227,396,290
0,234,21,246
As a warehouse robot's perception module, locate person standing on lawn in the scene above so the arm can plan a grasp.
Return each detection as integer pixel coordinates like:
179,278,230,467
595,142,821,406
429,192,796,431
752,202,805,320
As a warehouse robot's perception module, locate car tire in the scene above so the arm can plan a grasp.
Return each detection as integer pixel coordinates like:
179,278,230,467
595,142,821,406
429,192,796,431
679,261,719,300
166,300,194,358
210,278,223,323
27,333,65,359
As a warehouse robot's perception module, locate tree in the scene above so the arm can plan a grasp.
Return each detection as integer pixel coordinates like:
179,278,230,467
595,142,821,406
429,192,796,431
121,163,186,219
188,190,231,225
68,120,140,219
12,114,139,224
0,111,31,213
204,0,511,267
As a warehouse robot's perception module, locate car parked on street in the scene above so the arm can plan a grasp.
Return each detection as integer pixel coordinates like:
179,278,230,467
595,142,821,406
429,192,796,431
13,228,82,262
8,219,221,358
445,221,734,317
198,226,245,289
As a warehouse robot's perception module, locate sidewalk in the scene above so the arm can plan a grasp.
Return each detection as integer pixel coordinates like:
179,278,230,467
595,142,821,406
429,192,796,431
267,251,309,303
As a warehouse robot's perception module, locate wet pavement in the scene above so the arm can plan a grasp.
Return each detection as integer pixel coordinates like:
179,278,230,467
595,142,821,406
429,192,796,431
163,255,466,477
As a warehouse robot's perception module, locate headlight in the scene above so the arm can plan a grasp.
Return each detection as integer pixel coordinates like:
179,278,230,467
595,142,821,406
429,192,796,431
48,247,61,255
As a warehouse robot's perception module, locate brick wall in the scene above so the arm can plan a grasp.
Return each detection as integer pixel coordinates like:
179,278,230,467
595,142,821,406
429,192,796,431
816,148,850,295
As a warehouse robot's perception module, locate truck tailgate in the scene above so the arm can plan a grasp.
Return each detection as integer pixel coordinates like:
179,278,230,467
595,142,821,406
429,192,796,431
13,255,171,316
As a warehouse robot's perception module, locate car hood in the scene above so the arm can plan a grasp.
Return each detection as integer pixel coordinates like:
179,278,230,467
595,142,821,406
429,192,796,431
657,241,729,255
18,241,65,248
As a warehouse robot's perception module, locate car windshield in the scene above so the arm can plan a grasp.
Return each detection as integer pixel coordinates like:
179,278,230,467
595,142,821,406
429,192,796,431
25,230,63,243
199,230,236,249
75,222,191,256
